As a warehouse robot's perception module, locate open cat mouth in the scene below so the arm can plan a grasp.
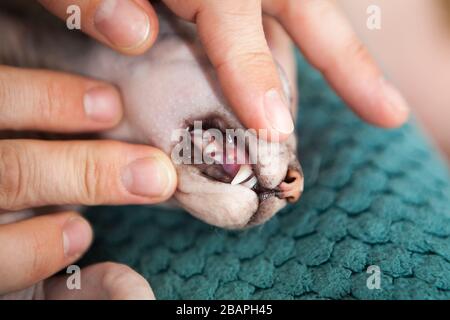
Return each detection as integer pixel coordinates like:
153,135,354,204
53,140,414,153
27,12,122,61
186,118,303,204
172,116,304,228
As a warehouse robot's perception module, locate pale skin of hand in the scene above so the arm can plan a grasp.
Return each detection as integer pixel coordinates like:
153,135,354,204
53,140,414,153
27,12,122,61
0,0,410,299
0,67,176,298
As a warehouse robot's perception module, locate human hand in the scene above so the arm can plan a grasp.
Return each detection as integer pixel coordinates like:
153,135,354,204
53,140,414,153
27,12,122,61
38,0,410,142
0,65,176,298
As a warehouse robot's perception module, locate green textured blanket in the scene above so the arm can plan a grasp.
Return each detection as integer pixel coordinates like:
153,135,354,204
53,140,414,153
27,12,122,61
82,54,450,300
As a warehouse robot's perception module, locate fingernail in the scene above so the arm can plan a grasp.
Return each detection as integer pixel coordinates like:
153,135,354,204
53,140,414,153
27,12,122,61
380,78,410,114
121,157,172,198
63,218,92,258
94,0,150,50
264,88,294,135
84,86,122,122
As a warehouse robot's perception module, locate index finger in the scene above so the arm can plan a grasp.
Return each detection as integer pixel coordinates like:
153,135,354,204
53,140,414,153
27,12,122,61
164,0,294,142
0,66,123,132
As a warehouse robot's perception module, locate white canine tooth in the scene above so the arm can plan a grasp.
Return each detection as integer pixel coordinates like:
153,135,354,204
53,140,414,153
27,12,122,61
231,164,253,185
241,175,258,188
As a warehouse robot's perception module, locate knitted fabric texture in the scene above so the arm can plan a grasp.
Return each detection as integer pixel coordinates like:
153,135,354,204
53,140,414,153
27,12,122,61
82,54,450,300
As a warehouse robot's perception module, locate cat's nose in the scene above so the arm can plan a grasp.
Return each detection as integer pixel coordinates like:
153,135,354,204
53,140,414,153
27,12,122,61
278,168,304,203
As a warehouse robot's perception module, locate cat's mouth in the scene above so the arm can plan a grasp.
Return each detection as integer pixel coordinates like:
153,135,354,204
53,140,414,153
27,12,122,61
173,116,303,229
187,119,303,204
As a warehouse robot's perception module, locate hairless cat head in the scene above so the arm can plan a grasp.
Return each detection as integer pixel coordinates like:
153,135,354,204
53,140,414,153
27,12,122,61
0,3,304,229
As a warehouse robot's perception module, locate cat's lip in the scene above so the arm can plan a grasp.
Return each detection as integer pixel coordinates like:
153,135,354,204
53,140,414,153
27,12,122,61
174,164,303,229
199,164,304,202
194,165,304,227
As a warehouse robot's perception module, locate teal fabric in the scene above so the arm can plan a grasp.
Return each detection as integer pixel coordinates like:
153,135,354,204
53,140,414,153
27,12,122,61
82,54,450,300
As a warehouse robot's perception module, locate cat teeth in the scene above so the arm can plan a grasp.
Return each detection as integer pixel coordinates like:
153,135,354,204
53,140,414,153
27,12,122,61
240,175,257,188
231,164,253,185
